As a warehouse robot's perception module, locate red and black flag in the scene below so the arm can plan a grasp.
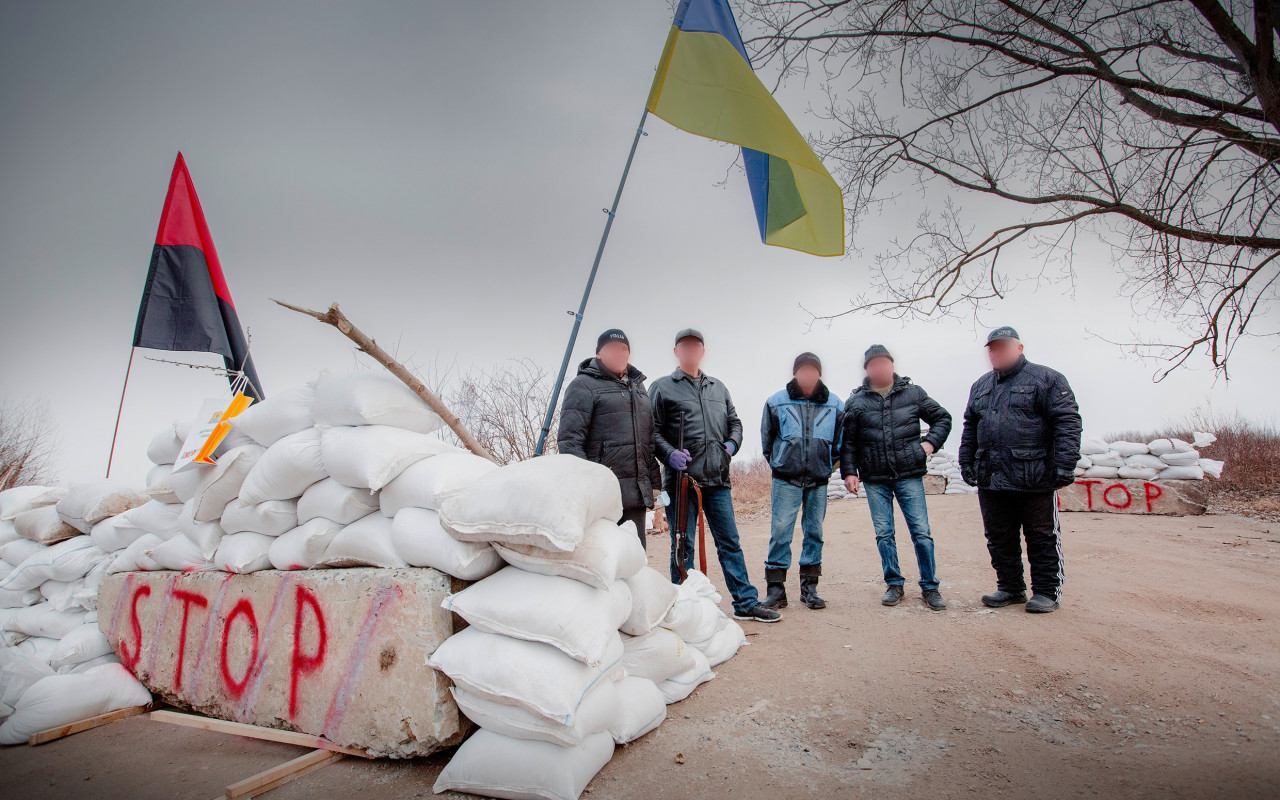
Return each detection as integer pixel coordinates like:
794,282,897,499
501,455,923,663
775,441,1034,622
133,153,264,400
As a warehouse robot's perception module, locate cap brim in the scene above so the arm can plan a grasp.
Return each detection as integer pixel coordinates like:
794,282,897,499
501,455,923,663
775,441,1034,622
985,336,1019,346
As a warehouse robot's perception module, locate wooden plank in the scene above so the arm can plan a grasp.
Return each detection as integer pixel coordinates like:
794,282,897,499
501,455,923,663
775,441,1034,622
28,705,148,745
149,710,370,758
225,748,345,799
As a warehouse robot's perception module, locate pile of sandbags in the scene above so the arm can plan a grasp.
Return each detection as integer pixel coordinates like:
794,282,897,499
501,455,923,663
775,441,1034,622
0,482,152,743
926,450,978,494
1077,433,1223,481
428,454,745,800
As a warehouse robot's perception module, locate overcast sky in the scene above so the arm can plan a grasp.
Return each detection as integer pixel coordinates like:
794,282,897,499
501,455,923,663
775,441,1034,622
2,0,1277,486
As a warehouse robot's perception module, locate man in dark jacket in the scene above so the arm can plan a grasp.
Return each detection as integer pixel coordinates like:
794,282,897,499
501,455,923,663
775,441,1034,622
759,352,843,610
959,327,1082,614
650,328,780,623
841,345,953,610
557,328,662,548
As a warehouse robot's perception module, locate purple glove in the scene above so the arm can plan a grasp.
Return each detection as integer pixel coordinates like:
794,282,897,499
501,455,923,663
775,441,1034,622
668,449,692,470
724,441,736,456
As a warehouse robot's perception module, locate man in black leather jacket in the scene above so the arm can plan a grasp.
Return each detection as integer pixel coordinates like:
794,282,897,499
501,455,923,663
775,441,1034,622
959,327,1083,613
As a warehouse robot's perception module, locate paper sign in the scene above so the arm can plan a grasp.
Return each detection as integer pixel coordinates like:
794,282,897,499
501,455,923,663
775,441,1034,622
173,392,253,472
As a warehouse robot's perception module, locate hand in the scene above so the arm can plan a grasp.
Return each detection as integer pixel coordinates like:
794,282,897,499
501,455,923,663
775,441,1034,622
723,441,736,457
961,469,977,487
1053,470,1076,489
844,476,860,494
922,441,935,456
668,449,692,471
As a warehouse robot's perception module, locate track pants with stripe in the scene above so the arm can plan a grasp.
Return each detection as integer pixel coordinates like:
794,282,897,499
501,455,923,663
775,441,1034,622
976,489,1064,600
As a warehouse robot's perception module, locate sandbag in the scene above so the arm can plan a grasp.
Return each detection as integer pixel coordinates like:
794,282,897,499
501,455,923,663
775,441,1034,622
427,627,624,726
268,519,344,570
296,478,378,525
13,505,79,545
1123,454,1166,470
1192,431,1217,448
213,532,274,574
74,561,108,610
621,627,695,683
657,648,714,704
1108,441,1149,457
58,653,122,675
390,507,502,580
0,588,41,609
378,452,499,515
320,425,457,491
238,429,326,505
0,537,107,592
451,678,619,747
0,539,42,567
444,569,630,666
0,521,18,547
11,635,59,662
1082,466,1120,479
432,729,614,800
316,513,406,568
1170,438,1195,453
492,519,646,591
1079,437,1110,455
147,534,214,572
440,455,623,553
107,534,164,574
1117,466,1158,480
609,676,667,744
1075,455,1092,469
48,624,113,670
695,620,747,667
620,567,679,636
146,421,185,465
1200,458,1224,479
1159,465,1205,480
0,486,66,522
1089,452,1125,468
1147,438,1175,456
0,649,55,721
169,464,212,504
311,370,445,433
0,664,151,745
57,481,149,533
178,500,225,559
40,580,84,612
662,596,726,649
192,444,264,521
121,500,184,538
2,604,89,645
145,463,181,505
229,382,316,446
220,497,297,536
1160,449,1201,466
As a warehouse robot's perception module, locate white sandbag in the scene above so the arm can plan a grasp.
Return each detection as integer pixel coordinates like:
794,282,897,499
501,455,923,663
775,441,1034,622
311,370,445,433
0,521,18,546
444,569,631,666
147,534,214,572
661,596,725,648
427,627,624,725
39,580,82,611
620,567,680,636
696,619,747,667
1199,458,1224,479
609,676,667,744
73,561,108,610
1075,455,1092,469
0,560,10,580
320,425,457,492
1147,438,1175,456
268,518,344,570
144,464,181,505
0,537,107,592
169,464,212,504
146,421,185,465
57,481,149,533
0,664,151,745
451,678,620,747
492,519,645,591
121,500,184,538
1192,431,1217,448
0,486,66,522
0,539,42,566
178,500,224,559
0,588,41,609
1117,466,1159,480
621,627,695,683
432,729,614,800
317,513,406,568
1124,454,1167,470
390,507,502,580
296,478,379,525
11,635,60,663
13,505,79,545
657,647,714,704
48,624,113,670
0,649,55,721
192,444,264,521
1079,437,1111,456
2,604,89,645
1089,452,1126,468
57,653,122,674
1160,449,1201,466
1159,465,1205,480
1169,438,1195,453
378,452,500,515
440,455,623,553
106,533,164,574
229,381,316,446
1109,441,1149,457
238,428,326,505
220,497,297,536
1082,466,1120,478
213,532,274,574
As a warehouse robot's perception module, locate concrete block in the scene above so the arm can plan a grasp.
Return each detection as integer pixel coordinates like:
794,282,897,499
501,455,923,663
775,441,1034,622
1057,479,1207,516
921,475,946,495
98,568,465,758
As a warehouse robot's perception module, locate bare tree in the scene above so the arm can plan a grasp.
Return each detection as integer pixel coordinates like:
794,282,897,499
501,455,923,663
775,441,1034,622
741,0,1280,376
444,359,559,463
0,399,57,490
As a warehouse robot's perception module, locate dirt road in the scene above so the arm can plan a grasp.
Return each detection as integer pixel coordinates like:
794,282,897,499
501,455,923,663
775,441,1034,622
4,495,1277,799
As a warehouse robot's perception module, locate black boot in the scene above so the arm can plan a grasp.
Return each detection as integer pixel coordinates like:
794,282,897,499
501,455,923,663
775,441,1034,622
881,585,905,606
760,567,787,610
799,565,826,609
981,589,1028,608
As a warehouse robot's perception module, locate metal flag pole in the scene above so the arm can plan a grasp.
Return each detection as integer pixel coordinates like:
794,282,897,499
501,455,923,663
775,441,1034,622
105,347,137,478
534,109,649,456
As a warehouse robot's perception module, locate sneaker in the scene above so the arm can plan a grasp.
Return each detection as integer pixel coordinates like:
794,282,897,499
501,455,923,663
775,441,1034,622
733,603,783,623
1025,594,1059,613
922,589,947,610
980,589,1027,608
881,585,905,606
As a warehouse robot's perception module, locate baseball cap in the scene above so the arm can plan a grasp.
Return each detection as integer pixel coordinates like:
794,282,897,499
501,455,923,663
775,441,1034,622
674,328,704,345
986,326,1020,346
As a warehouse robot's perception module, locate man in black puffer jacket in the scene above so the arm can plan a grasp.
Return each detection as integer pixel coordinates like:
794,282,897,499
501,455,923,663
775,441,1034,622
557,329,662,548
840,345,952,610
959,327,1082,614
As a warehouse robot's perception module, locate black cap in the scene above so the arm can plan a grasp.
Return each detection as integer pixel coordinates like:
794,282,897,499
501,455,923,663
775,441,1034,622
793,352,822,375
986,326,1020,346
596,328,629,352
863,344,893,368
674,328,704,346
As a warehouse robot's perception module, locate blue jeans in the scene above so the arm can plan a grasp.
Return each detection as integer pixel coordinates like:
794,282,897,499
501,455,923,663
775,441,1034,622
666,485,759,613
766,478,826,570
864,478,939,590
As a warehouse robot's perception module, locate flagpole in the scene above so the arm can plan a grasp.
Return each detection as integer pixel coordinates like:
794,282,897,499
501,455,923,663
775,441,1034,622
105,347,136,478
534,109,649,456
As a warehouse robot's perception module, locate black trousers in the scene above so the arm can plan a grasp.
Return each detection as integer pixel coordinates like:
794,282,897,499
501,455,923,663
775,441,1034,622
976,489,1064,600
619,506,647,551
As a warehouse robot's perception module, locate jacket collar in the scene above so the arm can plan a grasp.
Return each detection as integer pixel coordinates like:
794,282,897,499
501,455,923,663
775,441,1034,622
786,378,830,404
671,367,710,385
856,373,911,395
995,355,1027,382
580,357,645,383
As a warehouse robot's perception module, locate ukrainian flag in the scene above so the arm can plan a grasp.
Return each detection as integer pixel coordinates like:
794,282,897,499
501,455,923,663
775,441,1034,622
646,0,845,257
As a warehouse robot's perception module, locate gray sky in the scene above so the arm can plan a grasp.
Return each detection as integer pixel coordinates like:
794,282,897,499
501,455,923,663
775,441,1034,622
2,0,1276,486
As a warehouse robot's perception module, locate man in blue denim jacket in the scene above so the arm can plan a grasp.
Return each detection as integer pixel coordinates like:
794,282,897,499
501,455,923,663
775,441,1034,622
759,352,844,610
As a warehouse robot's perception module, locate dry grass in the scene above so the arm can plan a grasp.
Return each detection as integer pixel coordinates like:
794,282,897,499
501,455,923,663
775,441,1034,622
730,456,775,518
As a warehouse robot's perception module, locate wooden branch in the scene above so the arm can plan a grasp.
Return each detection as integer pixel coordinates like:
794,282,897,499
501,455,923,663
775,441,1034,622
272,299,497,463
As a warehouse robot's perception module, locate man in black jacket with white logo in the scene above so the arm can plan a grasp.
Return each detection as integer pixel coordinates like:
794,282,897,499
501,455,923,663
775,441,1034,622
959,327,1083,613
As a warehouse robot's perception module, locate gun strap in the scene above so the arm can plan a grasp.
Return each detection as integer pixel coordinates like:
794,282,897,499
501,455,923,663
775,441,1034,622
688,479,709,575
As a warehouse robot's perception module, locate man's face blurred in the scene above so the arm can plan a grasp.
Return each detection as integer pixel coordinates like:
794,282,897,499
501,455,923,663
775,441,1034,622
865,356,895,387
794,364,820,395
596,341,630,376
987,338,1024,371
674,338,704,372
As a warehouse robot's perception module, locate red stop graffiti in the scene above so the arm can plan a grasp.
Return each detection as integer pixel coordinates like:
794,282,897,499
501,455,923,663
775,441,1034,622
1073,479,1165,512
290,586,328,719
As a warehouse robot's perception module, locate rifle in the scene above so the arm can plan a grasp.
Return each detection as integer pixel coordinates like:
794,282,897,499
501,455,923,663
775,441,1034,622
674,411,689,583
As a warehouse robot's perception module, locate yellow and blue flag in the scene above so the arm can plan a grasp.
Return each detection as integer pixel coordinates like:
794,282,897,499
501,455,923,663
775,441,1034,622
646,0,845,256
